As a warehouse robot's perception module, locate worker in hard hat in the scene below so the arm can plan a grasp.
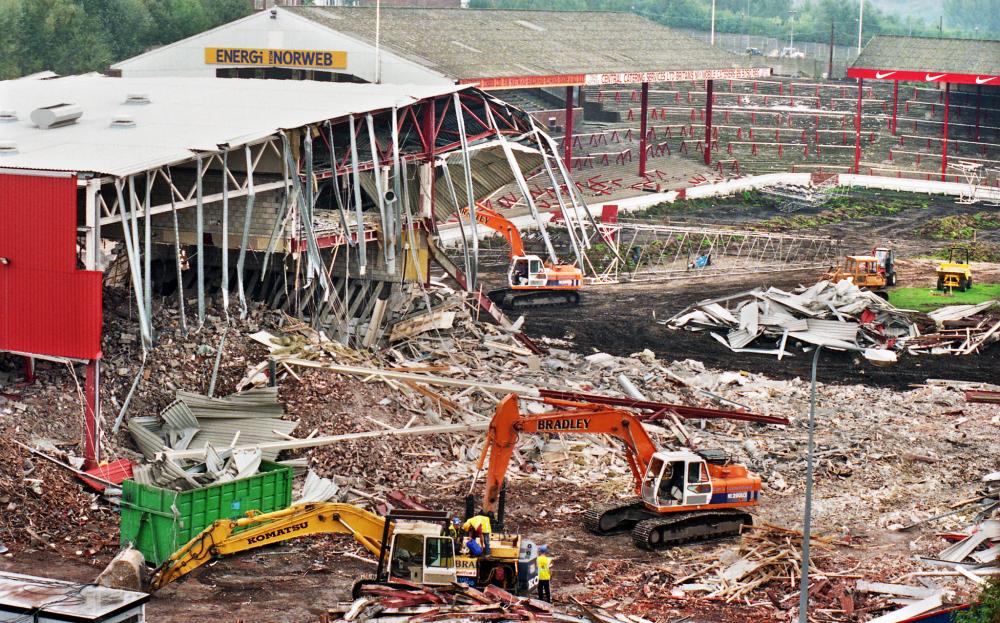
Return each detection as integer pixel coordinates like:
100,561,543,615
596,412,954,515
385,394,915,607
537,544,552,602
446,517,462,540
462,510,492,556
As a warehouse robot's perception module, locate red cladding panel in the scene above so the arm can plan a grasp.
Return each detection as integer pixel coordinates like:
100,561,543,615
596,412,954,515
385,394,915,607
0,174,77,271
0,173,103,360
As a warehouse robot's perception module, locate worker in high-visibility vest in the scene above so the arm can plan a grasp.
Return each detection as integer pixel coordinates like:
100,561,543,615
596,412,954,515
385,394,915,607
462,511,492,556
537,544,552,602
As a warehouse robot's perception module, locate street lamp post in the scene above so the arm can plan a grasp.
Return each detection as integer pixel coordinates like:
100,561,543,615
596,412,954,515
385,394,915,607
796,346,822,623
797,345,894,622
788,10,798,50
857,0,864,53
711,0,717,46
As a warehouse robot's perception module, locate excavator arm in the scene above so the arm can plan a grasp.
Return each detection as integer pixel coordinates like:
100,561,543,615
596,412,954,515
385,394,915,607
459,205,525,258
148,502,389,591
476,394,661,514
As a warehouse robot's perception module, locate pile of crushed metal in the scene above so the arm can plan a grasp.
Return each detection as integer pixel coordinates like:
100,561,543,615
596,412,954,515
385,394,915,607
331,580,574,623
127,387,301,489
666,280,1000,358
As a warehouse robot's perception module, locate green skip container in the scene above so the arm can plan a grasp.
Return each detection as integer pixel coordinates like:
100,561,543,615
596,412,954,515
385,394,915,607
119,461,293,566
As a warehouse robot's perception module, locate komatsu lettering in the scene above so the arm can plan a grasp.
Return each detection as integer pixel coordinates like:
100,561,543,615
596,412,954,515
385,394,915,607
204,48,347,69
537,418,590,431
245,521,309,545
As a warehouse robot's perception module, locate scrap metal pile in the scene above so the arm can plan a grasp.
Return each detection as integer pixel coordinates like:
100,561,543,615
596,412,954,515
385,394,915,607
666,279,1000,358
127,387,301,489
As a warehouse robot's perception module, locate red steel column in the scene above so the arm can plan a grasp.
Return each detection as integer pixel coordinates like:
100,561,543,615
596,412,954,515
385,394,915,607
22,357,34,383
704,79,714,165
639,81,650,177
854,77,863,174
942,82,950,181
421,97,437,247
891,80,899,135
423,97,436,160
975,85,982,142
84,359,100,469
564,86,574,170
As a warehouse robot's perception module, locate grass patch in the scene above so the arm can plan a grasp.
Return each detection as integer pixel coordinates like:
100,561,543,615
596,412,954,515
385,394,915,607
928,242,1000,262
630,190,775,219
919,212,1000,240
889,283,1000,311
757,194,930,231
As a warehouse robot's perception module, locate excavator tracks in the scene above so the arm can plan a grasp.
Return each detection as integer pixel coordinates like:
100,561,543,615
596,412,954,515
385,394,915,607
630,509,753,550
583,499,650,535
487,288,581,310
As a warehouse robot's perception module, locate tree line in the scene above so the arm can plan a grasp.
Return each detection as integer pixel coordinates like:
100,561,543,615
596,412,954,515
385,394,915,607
0,0,253,79
470,0,991,48
0,0,990,80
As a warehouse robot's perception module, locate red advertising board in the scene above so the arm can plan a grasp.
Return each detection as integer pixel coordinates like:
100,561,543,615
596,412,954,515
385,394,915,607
847,68,1000,86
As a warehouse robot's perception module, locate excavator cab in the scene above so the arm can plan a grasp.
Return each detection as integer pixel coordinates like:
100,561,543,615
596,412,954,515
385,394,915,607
376,511,459,587
508,255,547,288
640,452,714,509
386,522,457,586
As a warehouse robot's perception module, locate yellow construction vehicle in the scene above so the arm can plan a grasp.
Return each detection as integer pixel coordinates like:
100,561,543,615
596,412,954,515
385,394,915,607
821,247,897,290
147,503,538,596
937,247,973,291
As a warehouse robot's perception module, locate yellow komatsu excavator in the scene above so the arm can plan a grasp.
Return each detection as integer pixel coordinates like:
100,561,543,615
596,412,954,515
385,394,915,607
147,503,538,596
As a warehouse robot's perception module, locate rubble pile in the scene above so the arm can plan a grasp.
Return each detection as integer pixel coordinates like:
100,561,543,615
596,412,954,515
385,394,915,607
908,301,1000,354
673,523,851,603
330,581,572,623
0,431,115,555
666,280,1000,357
0,281,998,621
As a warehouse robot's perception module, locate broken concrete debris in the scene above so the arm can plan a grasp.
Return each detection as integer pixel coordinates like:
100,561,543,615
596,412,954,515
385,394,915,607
667,279,1000,357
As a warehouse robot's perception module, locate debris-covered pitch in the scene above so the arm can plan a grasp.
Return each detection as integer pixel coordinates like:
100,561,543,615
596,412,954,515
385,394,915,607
0,278,997,622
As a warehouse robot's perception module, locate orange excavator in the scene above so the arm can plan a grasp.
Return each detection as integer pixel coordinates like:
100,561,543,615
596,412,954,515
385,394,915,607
460,205,583,310
474,394,761,550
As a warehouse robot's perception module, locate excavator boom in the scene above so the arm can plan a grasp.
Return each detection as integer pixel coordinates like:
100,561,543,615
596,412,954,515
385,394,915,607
460,205,525,258
477,394,660,514
148,502,388,591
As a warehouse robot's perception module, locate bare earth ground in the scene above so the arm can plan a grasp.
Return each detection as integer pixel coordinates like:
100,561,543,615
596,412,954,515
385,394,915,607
0,191,998,622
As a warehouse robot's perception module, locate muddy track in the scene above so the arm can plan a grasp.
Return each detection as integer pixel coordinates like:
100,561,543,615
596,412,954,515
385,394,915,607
521,277,999,390
510,191,1000,389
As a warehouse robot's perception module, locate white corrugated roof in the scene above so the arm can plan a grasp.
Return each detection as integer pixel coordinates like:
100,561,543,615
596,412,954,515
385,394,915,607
0,75,463,177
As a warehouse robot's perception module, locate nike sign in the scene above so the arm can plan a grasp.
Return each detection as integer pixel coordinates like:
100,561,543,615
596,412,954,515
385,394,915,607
976,76,996,85
925,73,946,81
874,71,896,79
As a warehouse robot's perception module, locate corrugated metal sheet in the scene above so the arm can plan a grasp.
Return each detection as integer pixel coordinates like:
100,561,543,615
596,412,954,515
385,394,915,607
0,173,102,360
362,140,543,222
81,458,133,492
928,301,998,322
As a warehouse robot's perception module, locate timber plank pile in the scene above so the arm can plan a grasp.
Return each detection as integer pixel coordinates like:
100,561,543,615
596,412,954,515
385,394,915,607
327,581,584,623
